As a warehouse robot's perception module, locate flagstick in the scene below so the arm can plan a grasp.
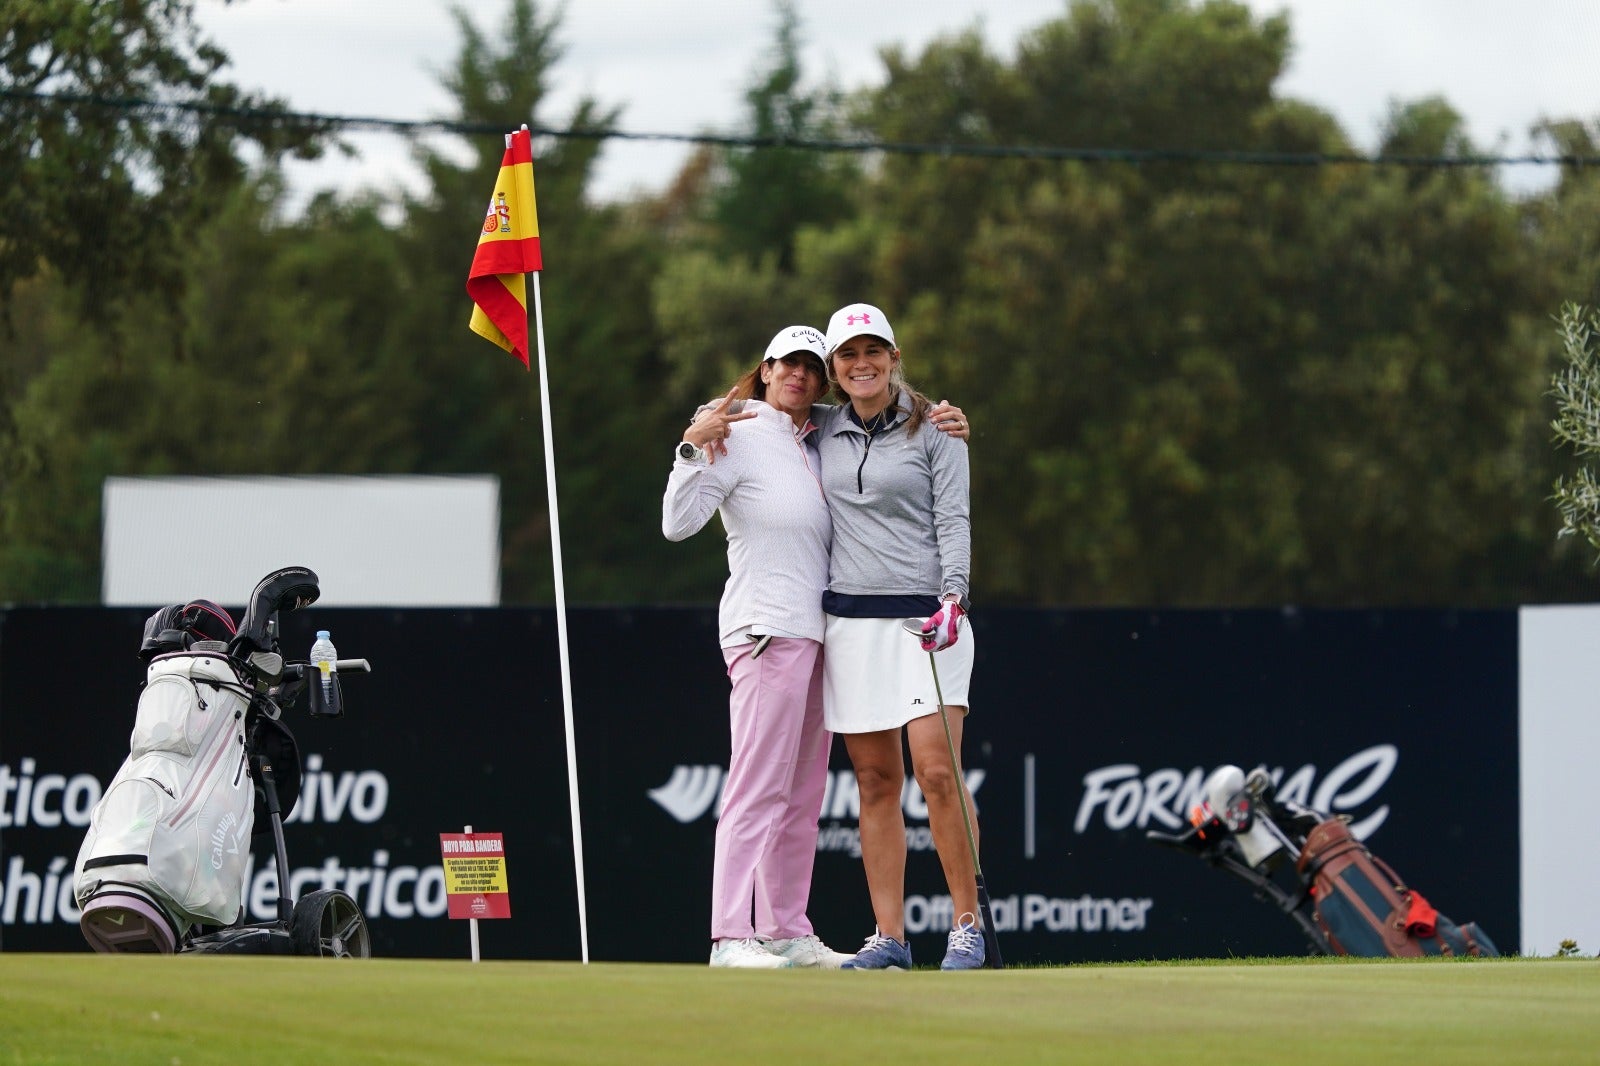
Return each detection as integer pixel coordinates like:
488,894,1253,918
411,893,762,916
529,270,591,964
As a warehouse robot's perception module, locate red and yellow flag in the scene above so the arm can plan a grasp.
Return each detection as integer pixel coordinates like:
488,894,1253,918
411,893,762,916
467,127,543,367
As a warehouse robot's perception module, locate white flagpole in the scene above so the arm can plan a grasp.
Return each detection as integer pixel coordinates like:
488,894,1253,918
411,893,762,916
529,269,590,965
464,824,481,963
498,126,588,963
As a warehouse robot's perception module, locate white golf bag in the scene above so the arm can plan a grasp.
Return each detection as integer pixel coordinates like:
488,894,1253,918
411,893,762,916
75,648,256,941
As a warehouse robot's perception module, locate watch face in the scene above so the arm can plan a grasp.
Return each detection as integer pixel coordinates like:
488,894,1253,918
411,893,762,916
678,442,697,460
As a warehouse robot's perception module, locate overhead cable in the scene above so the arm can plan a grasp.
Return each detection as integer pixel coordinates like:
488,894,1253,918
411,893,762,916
4,87,1595,170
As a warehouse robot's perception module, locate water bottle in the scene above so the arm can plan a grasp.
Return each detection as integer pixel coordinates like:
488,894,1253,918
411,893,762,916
309,630,341,717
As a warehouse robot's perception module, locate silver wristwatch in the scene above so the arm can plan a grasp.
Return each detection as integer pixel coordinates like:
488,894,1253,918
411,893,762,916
676,441,705,463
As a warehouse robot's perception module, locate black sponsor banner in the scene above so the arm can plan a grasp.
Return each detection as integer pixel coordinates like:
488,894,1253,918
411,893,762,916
973,608,1519,962
0,607,1517,962
0,607,580,960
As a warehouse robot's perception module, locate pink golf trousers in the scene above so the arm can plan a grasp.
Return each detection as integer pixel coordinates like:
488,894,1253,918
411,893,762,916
712,636,830,941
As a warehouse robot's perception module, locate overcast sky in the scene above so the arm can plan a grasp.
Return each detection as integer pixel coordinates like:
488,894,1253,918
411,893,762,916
193,0,1598,209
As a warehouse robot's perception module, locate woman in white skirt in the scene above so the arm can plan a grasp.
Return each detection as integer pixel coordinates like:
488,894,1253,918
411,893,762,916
813,302,984,971
667,326,973,969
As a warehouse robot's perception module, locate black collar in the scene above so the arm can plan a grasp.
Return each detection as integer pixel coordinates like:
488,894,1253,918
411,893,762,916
845,401,903,436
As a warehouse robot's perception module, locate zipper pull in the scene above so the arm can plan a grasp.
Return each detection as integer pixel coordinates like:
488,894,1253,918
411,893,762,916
141,777,176,799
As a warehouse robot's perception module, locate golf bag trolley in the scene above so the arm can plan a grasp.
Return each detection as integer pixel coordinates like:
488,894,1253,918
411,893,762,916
73,566,374,957
1147,763,1499,958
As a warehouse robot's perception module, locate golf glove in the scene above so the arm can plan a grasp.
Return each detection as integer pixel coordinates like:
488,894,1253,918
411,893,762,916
920,600,964,652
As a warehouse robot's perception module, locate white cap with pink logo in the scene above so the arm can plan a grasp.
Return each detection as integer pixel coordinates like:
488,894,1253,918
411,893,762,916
824,303,895,355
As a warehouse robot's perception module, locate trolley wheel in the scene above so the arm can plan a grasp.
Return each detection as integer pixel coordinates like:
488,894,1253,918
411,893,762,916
290,889,371,957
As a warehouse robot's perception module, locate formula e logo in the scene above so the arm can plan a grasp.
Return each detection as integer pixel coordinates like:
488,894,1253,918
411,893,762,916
649,765,723,823
1074,744,1398,840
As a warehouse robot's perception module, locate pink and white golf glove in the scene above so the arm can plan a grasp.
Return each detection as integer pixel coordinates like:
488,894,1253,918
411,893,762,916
920,600,965,652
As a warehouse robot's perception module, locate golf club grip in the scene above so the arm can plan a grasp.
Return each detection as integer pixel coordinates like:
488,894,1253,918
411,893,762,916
975,873,1004,969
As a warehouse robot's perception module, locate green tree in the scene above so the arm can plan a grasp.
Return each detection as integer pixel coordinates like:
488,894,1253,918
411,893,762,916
1515,119,1600,593
781,0,1562,605
652,2,860,417
794,0,1323,602
1525,119,1600,313
385,0,687,602
0,0,322,323
1550,302,1600,554
707,1,854,269
0,177,410,600
0,0,681,604
8,0,1600,611
0,0,325,599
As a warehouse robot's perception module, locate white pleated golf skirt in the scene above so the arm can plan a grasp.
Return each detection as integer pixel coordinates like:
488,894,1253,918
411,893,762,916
822,614,975,734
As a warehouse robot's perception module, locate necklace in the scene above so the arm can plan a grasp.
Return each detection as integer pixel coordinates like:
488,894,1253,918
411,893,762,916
854,406,895,437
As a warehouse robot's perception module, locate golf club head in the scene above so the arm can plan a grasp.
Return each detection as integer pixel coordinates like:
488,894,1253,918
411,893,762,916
900,617,929,640
975,874,1005,970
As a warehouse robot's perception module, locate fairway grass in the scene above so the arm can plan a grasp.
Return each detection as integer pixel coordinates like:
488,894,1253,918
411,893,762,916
0,954,1594,1065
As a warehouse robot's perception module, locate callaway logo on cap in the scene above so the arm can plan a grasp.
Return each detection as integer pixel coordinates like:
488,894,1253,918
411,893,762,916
763,324,827,364
825,302,895,354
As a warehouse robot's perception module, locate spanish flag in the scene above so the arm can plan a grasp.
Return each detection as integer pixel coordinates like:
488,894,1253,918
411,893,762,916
467,127,543,367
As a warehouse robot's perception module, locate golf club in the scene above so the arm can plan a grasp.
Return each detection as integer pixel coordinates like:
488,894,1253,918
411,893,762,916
901,617,1004,969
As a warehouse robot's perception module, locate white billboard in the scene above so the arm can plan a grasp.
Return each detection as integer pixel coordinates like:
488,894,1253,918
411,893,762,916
1518,604,1600,957
103,475,500,607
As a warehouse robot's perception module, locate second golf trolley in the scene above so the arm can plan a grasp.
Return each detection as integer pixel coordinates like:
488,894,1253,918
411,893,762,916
74,565,374,957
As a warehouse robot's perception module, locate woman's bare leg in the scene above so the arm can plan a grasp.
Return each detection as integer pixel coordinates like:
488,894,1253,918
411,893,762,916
843,728,908,939
906,709,979,921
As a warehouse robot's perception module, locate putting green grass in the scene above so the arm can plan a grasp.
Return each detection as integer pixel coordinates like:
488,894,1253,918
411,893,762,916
0,955,1594,1065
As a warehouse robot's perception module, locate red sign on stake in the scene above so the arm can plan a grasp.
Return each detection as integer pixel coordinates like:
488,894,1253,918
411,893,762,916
440,832,511,919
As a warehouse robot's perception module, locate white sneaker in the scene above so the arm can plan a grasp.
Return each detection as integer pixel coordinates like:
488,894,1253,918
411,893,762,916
765,934,855,969
710,937,795,969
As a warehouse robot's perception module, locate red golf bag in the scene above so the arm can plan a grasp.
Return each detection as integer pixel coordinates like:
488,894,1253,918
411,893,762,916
1297,817,1496,957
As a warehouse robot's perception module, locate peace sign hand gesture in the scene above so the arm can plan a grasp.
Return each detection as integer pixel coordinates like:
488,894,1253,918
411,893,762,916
684,389,757,464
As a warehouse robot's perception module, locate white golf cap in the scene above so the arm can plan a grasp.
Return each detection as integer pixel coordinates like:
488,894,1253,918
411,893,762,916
824,303,895,354
763,324,827,364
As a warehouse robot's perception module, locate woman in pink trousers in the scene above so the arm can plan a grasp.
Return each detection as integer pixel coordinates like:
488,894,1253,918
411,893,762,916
663,324,969,968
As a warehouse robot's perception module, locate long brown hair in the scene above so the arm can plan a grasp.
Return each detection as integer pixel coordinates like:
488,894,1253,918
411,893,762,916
727,365,762,402
828,344,932,436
